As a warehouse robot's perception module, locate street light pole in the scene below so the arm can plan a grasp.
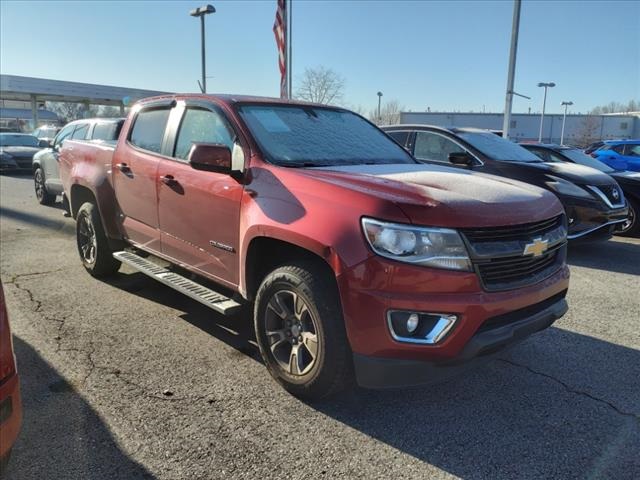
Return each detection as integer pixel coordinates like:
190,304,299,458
377,91,383,122
190,5,216,94
502,0,521,140
537,82,555,142
560,101,573,146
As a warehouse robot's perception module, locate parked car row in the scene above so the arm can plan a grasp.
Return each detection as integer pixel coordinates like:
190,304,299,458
382,125,631,240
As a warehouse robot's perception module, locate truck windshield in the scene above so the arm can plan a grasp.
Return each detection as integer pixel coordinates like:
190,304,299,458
457,131,542,163
237,104,416,167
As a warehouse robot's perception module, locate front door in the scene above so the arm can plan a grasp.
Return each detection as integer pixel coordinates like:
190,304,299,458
157,104,244,287
112,105,172,252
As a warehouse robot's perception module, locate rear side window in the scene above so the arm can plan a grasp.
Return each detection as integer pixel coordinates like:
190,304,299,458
92,122,122,141
71,123,89,140
386,131,409,147
129,108,171,154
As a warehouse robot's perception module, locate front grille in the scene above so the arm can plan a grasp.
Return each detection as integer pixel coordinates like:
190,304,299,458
461,215,567,292
592,184,624,207
475,245,565,291
462,215,562,243
12,156,33,169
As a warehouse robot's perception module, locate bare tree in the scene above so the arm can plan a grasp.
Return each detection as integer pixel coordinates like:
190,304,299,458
47,101,99,123
369,99,403,126
575,115,601,147
590,99,639,114
295,66,345,105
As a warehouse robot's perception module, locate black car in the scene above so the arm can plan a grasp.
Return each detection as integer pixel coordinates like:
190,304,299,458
32,117,124,205
0,133,47,171
522,143,639,237
382,125,628,242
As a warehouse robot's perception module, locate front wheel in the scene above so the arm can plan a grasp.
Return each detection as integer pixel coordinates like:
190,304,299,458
616,198,639,237
76,202,121,277
34,167,55,205
254,262,353,400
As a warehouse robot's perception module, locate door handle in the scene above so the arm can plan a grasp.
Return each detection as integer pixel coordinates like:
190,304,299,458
116,163,131,173
161,174,178,186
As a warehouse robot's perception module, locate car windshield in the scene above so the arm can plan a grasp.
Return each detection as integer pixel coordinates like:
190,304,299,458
0,134,40,147
560,148,616,172
237,104,416,167
457,131,542,162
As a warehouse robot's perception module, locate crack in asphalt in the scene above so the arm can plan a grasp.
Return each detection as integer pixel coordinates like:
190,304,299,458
499,358,639,421
6,269,67,313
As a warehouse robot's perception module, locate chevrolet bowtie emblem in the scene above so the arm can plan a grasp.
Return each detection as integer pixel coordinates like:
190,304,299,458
523,238,548,257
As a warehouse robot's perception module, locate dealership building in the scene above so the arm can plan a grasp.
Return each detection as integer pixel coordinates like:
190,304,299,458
398,111,640,144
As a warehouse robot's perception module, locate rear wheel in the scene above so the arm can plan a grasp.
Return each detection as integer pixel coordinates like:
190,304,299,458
617,198,639,237
254,261,353,400
34,167,55,205
76,202,121,277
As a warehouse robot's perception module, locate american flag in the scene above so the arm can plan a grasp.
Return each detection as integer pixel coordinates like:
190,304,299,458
273,0,287,98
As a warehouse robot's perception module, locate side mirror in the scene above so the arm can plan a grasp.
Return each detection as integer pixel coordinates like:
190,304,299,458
39,139,51,148
448,151,474,167
188,143,233,173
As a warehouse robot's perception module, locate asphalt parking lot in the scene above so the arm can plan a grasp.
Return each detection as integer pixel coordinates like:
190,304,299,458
1,173,639,480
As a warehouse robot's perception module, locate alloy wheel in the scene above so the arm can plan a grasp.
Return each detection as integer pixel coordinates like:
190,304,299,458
34,170,45,201
77,214,98,265
264,289,319,376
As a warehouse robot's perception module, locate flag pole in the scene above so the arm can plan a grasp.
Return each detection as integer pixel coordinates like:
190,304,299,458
287,0,293,99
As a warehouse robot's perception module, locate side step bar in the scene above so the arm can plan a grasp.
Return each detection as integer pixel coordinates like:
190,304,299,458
113,251,242,315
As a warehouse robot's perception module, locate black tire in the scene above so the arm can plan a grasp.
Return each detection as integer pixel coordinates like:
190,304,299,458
76,202,121,277
616,197,640,237
34,167,55,205
254,261,353,400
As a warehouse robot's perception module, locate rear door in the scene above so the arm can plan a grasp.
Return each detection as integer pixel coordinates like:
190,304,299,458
157,101,244,287
113,104,172,252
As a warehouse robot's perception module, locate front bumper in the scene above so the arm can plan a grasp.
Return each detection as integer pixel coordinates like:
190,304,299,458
337,254,570,388
354,295,567,388
564,197,628,241
0,374,22,459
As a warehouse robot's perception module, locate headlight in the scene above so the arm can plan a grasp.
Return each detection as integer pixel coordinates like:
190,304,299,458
545,176,592,199
0,152,15,164
361,218,472,271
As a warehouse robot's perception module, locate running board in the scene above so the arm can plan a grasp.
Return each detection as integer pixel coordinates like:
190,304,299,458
113,251,242,315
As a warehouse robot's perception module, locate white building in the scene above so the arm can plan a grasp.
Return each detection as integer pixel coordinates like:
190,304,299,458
398,111,640,145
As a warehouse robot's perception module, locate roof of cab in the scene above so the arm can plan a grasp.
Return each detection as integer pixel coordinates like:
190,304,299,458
136,93,338,109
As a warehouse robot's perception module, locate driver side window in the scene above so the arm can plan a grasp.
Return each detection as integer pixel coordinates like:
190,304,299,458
53,124,75,149
414,131,466,163
174,107,235,161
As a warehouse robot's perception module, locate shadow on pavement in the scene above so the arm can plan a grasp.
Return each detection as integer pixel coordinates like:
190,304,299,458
0,206,69,232
568,238,640,275
103,271,640,479
5,337,155,480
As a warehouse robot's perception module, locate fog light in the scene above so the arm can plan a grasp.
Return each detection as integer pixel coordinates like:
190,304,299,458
387,311,458,344
406,313,419,333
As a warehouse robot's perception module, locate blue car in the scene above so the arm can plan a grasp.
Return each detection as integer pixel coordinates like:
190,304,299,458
592,140,640,172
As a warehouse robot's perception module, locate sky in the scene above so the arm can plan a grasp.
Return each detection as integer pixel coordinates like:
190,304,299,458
1,0,638,115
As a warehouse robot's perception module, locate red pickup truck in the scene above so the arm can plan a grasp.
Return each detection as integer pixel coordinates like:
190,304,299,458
59,94,570,399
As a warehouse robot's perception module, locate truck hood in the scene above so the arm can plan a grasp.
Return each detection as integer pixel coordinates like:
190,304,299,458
499,160,616,186
301,163,562,227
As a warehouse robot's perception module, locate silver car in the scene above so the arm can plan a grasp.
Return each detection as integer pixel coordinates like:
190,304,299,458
33,118,124,205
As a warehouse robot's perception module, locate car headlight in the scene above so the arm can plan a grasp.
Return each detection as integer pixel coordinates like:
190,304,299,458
545,176,592,199
361,218,472,271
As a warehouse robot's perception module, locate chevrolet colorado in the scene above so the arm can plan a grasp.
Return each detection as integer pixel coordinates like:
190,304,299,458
59,95,570,399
